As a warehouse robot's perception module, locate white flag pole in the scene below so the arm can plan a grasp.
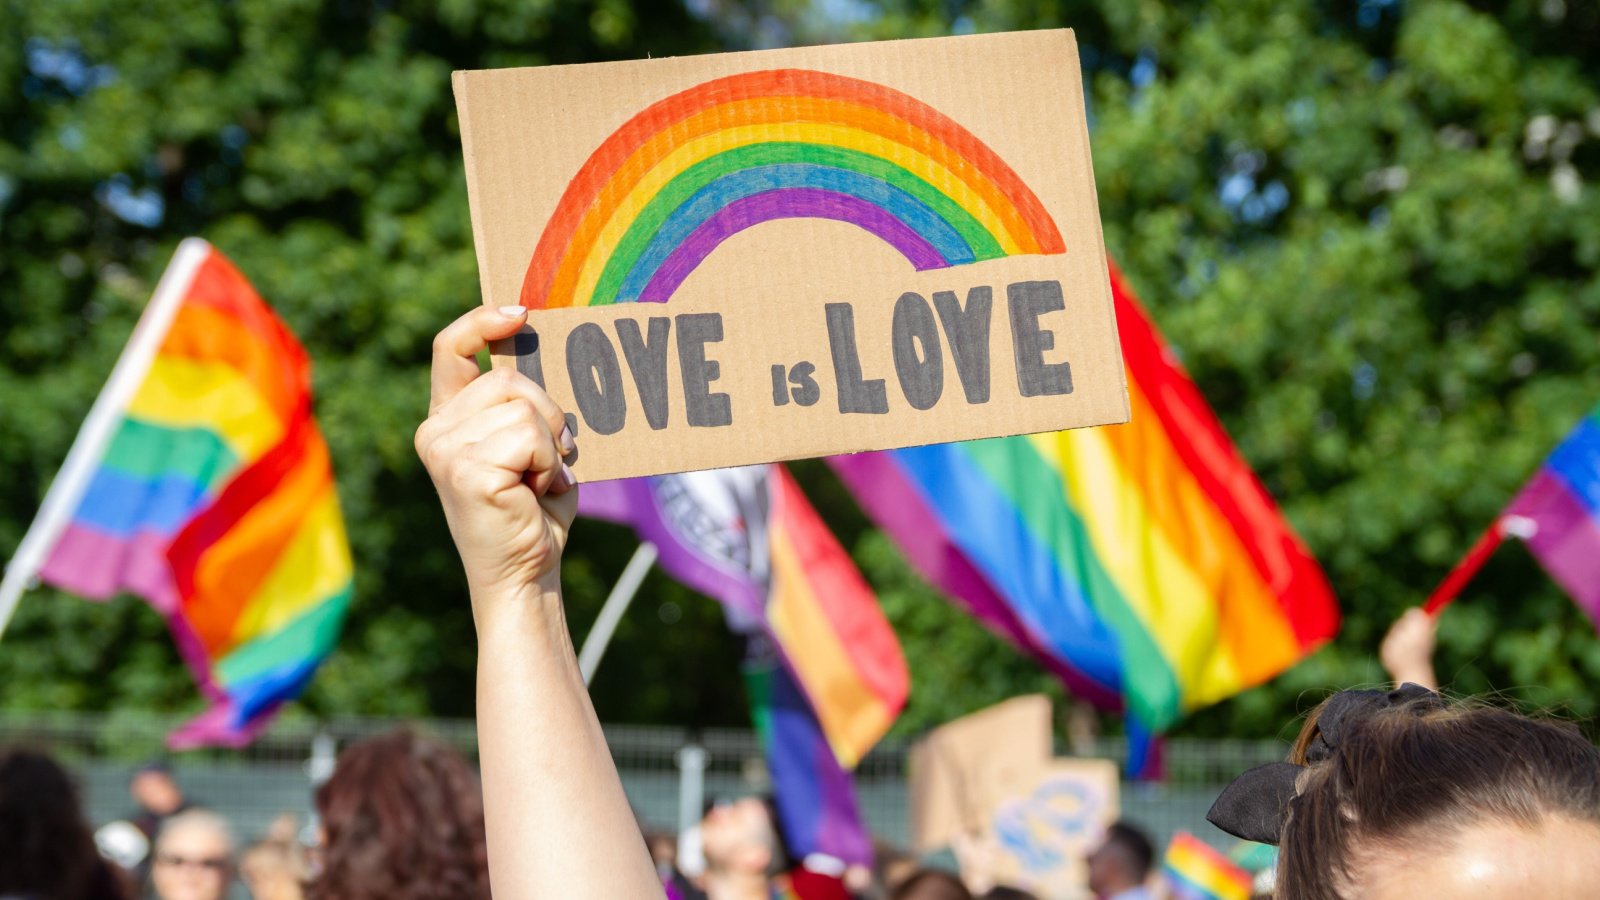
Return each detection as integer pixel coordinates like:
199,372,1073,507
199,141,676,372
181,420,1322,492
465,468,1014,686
0,238,212,639
577,542,658,685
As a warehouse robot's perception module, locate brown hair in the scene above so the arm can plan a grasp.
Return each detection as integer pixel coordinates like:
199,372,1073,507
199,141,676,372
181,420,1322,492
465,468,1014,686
308,729,489,900
1278,696,1600,899
891,869,973,900
0,748,125,900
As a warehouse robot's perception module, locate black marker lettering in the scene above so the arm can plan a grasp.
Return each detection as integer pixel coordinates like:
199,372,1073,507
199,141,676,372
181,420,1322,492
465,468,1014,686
788,361,820,407
771,364,790,407
1007,280,1073,398
676,313,732,428
825,303,888,415
566,323,627,435
615,317,671,430
933,286,992,404
891,292,943,411
508,330,546,388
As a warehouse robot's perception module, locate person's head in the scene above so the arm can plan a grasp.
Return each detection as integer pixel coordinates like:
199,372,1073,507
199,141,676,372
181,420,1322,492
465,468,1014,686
1273,691,1600,899
151,809,235,900
1084,821,1153,895
131,761,185,816
888,869,972,900
308,729,489,900
239,837,306,900
699,794,792,878
0,748,109,900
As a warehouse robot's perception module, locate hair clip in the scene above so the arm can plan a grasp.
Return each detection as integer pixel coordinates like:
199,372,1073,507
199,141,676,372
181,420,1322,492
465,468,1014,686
1205,684,1444,844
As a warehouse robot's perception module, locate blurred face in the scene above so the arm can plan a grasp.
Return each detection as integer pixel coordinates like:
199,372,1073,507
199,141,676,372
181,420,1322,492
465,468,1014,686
152,823,233,900
241,854,301,900
132,770,184,815
1354,816,1600,899
1084,841,1126,895
700,797,774,874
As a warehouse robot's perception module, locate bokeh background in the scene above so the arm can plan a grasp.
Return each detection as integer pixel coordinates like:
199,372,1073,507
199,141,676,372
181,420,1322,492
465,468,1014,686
4,0,1600,748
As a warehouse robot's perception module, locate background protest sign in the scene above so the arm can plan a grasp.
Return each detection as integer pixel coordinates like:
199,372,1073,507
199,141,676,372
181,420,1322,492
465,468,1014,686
454,30,1128,481
908,694,1053,851
983,759,1119,898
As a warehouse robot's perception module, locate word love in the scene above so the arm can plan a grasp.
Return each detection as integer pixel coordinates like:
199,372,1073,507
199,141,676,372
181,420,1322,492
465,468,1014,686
537,279,1074,437
783,280,1073,415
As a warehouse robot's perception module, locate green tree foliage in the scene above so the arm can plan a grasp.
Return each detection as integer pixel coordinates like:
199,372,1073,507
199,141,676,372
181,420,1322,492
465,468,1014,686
4,0,1600,740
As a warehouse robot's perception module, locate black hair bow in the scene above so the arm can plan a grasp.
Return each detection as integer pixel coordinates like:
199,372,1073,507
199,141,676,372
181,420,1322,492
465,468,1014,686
1205,684,1443,845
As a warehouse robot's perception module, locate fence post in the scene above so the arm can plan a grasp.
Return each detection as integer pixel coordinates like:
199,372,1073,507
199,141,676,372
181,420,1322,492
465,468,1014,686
675,743,707,853
302,729,338,846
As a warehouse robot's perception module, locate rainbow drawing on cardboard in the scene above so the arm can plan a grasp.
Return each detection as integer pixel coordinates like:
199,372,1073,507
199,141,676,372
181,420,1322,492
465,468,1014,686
520,68,1065,309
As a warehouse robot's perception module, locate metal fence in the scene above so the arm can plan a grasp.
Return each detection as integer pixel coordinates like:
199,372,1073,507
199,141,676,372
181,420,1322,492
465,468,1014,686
0,711,1287,855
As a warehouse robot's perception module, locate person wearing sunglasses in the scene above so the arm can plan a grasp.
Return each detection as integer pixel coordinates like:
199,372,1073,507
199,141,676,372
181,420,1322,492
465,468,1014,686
150,809,235,900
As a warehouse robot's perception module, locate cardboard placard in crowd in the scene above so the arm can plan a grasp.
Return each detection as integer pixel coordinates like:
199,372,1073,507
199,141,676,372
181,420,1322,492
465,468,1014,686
908,694,1054,851
984,759,1119,898
453,30,1127,480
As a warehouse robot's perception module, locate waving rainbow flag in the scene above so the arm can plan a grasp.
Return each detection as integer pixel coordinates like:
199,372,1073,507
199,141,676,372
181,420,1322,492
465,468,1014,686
830,264,1339,733
0,239,352,747
579,465,904,863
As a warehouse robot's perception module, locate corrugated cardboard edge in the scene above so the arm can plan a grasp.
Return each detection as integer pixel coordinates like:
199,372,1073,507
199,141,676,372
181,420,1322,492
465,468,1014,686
1057,30,1131,428
452,70,497,314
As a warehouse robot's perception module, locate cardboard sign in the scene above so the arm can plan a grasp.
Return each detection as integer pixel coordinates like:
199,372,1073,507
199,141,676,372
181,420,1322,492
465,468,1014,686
909,694,1053,851
454,30,1128,481
985,760,1119,898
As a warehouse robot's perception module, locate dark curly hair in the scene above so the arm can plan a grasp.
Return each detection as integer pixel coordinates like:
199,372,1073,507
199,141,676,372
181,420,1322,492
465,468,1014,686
0,747,126,900
308,729,489,900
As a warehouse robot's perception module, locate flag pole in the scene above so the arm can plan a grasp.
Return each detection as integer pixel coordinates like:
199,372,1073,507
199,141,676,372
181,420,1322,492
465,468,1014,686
577,542,658,685
0,238,211,639
1423,519,1510,616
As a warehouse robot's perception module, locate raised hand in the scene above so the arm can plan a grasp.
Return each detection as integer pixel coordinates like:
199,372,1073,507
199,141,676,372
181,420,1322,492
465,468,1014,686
414,305,578,607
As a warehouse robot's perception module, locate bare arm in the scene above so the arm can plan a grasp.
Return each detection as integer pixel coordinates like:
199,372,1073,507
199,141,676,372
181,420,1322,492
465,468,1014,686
415,306,663,900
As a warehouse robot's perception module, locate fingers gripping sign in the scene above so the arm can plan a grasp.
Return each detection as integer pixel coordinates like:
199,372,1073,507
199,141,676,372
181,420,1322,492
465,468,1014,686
416,305,580,601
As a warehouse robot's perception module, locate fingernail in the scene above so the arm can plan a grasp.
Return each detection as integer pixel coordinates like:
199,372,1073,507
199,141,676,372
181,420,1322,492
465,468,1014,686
557,463,576,489
558,424,577,456
497,305,526,319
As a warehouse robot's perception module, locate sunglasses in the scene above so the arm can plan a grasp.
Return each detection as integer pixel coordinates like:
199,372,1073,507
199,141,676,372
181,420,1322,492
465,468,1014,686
155,853,229,872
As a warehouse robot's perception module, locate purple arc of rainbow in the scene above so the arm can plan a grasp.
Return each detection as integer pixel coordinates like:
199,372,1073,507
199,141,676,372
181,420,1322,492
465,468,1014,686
639,188,947,302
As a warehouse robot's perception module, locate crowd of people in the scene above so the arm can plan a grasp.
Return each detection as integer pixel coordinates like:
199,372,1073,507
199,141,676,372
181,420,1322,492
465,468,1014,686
6,306,1600,898
0,728,1099,900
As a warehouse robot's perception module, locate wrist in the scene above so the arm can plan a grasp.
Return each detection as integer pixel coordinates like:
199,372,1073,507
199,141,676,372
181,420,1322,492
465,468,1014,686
470,569,566,638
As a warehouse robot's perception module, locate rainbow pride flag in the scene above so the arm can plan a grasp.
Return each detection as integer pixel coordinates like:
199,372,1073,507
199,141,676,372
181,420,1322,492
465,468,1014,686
579,465,906,862
742,632,872,864
830,264,1339,732
1498,403,1600,623
0,239,352,748
1162,832,1253,900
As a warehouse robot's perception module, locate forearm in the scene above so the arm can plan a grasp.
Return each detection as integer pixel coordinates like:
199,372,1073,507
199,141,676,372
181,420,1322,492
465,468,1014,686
473,570,663,900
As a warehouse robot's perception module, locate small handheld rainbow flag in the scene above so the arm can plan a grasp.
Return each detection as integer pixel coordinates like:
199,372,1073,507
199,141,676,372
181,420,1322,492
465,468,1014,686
1427,402,1600,621
0,239,352,748
1163,832,1254,900
829,263,1340,737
